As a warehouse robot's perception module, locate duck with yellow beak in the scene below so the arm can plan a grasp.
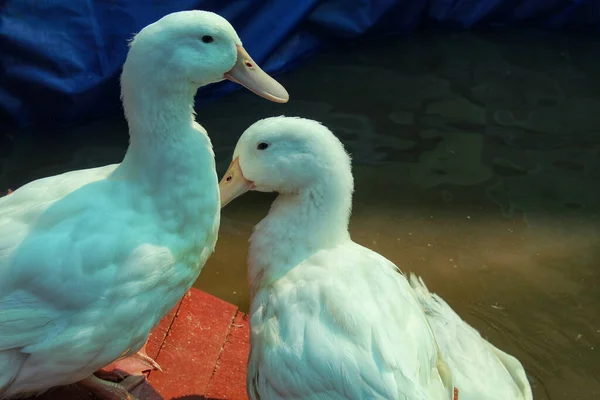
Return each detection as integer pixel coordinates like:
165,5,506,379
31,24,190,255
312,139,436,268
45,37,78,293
219,117,532,400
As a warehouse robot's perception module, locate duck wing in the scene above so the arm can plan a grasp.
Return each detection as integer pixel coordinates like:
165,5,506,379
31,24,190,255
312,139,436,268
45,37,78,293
247,243,452,400
0,165,119,351
409,274,533,400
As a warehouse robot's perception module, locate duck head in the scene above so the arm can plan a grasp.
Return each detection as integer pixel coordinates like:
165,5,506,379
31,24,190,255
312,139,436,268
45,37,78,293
123,11,289,103
219,116,354,207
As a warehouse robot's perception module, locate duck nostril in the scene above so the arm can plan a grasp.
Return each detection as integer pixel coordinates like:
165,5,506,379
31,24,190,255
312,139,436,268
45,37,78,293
245,61,253,69
226,175,232,182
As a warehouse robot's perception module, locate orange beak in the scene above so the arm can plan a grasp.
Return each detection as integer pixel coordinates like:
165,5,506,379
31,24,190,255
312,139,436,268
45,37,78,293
219,157,255,208
224,45,289,103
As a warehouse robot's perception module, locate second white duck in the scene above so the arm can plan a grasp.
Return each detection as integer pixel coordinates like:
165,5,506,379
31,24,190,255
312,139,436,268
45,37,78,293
219,116,533,400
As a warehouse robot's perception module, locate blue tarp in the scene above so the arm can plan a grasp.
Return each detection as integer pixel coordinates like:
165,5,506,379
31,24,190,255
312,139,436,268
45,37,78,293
1,0,598,132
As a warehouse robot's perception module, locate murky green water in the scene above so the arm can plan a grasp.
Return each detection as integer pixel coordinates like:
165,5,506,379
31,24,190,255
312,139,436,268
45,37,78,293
2,30,599,399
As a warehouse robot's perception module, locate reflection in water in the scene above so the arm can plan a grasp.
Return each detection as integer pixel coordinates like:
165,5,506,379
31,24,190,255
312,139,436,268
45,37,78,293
2,30,599,399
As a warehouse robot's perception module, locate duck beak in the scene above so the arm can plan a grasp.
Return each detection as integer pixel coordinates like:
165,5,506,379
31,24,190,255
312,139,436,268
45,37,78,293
224,45,289,103
219,157,255,208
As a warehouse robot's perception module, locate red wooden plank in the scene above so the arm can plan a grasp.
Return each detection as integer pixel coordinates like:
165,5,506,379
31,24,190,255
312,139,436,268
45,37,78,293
204,311,250,400
148,289,238,399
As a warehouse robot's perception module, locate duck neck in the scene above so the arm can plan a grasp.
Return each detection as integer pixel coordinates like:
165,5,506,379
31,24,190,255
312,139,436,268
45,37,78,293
248,176,353,295
114,70,219,236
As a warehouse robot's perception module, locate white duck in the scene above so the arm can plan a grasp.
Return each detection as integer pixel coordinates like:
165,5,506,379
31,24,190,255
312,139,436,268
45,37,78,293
0,11,288,400
219,116,533,400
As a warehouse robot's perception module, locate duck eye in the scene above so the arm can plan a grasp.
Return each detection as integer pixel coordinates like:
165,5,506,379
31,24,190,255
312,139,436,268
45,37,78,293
257,142,269,150
201,35,214,43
